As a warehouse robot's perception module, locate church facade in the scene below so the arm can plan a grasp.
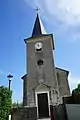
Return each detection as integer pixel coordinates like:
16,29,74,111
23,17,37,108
21,14,70,119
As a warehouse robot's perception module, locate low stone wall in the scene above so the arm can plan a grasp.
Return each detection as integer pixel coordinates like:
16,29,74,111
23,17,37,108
11,104,67,120
11,106,37,120
52,104,67,120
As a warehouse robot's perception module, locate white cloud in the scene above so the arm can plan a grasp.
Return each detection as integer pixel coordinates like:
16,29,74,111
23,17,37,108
68,73,80,91
26,0,80,25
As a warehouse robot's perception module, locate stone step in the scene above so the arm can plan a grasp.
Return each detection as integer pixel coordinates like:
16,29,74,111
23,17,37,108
38,118,50,120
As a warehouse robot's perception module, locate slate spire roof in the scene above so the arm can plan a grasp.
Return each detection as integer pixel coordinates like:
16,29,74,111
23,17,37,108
32,13,46,37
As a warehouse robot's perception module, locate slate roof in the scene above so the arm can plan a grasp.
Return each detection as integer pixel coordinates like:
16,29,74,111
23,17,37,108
32,13,47,37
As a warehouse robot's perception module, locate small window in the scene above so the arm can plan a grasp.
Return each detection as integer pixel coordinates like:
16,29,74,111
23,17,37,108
37,60,44,66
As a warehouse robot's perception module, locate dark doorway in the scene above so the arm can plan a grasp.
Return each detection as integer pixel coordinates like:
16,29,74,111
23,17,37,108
37,93,49,118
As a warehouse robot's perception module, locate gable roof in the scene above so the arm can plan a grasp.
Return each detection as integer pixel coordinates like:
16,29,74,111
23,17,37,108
55,67,69,76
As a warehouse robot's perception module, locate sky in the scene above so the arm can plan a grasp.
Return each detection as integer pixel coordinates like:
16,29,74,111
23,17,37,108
0,0,80,103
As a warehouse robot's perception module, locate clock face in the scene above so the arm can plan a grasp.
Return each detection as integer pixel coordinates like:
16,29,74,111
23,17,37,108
35,42,42,50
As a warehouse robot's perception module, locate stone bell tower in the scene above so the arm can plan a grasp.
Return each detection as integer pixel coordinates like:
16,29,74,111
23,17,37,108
22,14,60,119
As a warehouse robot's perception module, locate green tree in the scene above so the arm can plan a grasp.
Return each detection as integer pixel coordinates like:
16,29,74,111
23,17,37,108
72,83,80,103
73,83,80,92
0,86,12,120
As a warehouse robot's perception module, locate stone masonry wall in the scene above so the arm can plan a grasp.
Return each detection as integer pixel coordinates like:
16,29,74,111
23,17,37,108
53,104,67,120
11,106,37,120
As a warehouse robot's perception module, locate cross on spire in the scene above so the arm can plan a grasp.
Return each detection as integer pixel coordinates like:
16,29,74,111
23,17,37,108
35,6,40,13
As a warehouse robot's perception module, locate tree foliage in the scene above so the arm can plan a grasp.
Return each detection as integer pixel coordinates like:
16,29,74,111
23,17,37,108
73,83,80,92
72,83,80,103
0,86,12,120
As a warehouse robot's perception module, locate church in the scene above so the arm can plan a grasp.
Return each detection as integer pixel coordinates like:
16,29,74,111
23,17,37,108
21,13,70,118
12,14,70,120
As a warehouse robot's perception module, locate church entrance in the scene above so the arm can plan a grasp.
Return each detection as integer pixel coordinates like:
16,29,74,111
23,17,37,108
37,93,49,118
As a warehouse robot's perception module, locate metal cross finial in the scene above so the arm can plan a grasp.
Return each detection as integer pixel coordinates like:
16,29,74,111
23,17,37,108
35,6,40,13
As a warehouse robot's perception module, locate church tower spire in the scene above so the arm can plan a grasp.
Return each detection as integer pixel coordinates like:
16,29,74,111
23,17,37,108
32,13,46,37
